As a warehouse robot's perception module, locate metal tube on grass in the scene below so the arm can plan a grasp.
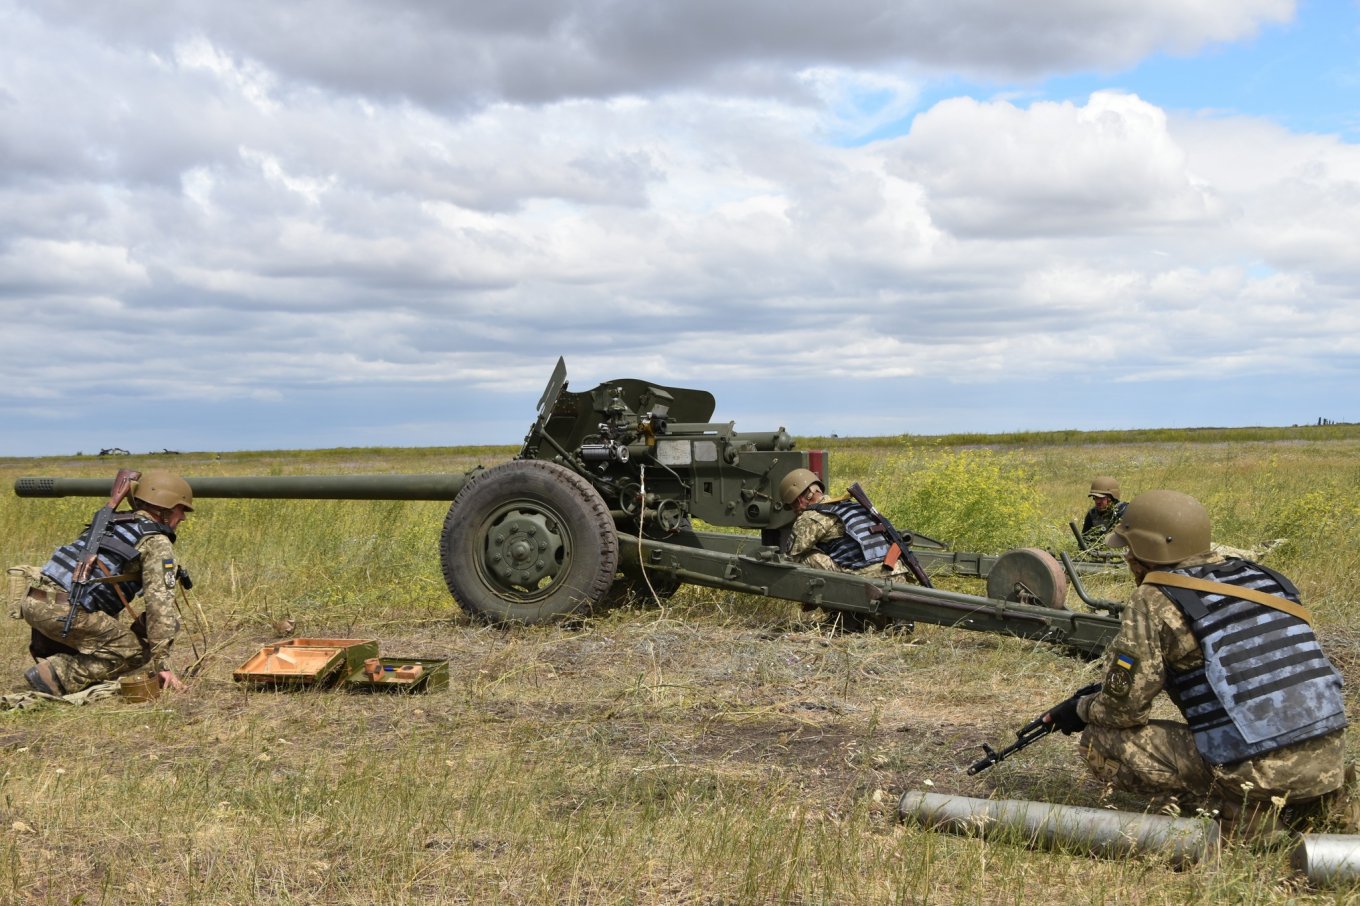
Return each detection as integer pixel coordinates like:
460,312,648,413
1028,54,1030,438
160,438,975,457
1291,834,1360,887
898,791,1219,869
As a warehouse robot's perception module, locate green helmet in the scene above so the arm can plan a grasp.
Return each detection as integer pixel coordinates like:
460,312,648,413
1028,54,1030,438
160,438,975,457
1089,476,1120,499
132,470,194,512
1106,489,1209,565
779,468,822,506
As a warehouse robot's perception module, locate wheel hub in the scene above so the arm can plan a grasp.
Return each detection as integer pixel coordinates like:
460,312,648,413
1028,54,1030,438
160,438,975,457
484,509,564,591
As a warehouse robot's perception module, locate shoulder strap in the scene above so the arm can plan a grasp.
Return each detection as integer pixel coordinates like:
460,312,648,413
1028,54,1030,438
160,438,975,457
1144,571,1313,627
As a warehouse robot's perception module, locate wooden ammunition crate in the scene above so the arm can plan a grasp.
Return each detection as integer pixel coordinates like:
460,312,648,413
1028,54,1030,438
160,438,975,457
344,656,450,693
278,638,379,675
232,644,348,687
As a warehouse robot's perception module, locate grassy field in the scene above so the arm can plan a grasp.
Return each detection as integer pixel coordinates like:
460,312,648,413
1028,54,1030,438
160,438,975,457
1,429,1359,904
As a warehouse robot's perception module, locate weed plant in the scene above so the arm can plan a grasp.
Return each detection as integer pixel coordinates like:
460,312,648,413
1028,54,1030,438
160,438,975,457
0,433,1357,903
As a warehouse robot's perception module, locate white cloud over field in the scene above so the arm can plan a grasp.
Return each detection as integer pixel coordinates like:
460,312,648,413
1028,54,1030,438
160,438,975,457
1,0,1354,454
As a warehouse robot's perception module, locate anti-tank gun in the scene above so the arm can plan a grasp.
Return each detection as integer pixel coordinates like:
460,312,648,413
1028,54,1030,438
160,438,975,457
13,358,1124,655
518,358,806,539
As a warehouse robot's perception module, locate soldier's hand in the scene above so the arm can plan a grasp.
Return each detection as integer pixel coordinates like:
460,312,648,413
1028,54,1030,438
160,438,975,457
1042,693,1089,735
157,669,186,692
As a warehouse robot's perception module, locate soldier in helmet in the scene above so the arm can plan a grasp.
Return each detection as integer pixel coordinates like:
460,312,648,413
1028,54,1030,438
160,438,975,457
18,470,194,695
1042,490,1349,837
778,468,914,581
1079,476,1127,550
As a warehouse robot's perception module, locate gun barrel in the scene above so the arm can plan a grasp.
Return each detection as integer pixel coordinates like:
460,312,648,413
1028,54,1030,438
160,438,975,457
15,474,473,501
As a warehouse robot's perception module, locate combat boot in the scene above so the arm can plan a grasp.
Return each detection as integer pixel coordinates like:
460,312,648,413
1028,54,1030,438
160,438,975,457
24,659,64,696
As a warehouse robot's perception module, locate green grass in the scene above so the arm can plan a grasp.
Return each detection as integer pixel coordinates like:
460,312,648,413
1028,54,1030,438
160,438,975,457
1,431,1358,903
805,421,1360,448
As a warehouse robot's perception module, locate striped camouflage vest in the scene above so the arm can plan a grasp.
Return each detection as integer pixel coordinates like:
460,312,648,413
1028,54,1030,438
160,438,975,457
811,499,891,570
41,512,175,616
1158,558,1347,765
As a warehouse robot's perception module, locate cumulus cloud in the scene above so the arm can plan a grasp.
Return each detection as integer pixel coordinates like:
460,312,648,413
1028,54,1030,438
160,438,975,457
27,0,1293,103
1,0,1356,454
891,91,1229,237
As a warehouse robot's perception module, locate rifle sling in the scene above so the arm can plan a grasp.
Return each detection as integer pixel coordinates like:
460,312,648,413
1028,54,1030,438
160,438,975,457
94,561,139,619
1143,571,1313,627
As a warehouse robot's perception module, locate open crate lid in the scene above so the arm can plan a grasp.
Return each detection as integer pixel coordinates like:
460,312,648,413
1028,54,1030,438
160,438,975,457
233,644,347,685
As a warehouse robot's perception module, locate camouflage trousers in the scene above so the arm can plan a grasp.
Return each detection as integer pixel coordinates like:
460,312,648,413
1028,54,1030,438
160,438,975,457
1080,720,1348,837
1079,720,1214,799
795,550,916,581
19,577,149,693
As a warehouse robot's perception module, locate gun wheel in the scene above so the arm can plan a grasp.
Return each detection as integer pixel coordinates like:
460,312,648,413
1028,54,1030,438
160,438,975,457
985,548,1068,610
440,460,618,624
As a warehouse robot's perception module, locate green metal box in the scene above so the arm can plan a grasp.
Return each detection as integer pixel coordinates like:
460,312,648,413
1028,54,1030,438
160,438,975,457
344,656,450,693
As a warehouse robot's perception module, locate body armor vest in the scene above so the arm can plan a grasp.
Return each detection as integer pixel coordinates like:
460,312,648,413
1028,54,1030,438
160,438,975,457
1159,558,1347,765
41,512,174,616
811,499,890,570
1082,500,1127,541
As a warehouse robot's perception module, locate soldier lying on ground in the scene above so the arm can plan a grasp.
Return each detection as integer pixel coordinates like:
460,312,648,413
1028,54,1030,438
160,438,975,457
778,468,920,581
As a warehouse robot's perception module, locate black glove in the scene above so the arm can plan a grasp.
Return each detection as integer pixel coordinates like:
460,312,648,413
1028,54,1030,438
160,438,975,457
1045,683,1100,735
1046,697,1085,735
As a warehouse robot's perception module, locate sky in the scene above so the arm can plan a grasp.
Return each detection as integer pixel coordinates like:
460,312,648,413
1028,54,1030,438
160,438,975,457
2,0,1358,456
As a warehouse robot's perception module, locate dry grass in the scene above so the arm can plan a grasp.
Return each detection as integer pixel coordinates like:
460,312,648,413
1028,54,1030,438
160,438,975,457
0,436,1358,903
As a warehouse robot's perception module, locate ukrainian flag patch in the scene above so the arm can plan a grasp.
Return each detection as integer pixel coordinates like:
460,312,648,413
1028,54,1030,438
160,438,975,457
1105,650,1137,698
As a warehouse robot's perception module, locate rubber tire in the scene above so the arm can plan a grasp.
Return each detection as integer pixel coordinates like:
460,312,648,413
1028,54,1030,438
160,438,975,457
439,460,618,624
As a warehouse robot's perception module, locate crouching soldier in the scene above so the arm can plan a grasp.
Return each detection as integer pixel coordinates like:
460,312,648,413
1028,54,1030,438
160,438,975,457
1043,489,1349,838
18,469,194,696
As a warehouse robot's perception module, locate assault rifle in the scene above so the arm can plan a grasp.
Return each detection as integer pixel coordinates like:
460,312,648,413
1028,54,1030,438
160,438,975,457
845,482,933,588
966,683,1101,775
62,468,141,636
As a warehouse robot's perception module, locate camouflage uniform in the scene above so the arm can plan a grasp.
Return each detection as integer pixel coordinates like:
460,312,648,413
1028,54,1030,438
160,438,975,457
1075,551,1346,823
784,505,914,580
19,511,183,693
1080,500,1126,549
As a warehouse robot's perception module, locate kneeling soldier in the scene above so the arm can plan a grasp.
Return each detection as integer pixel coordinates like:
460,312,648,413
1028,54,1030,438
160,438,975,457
19,470,194,695
1043,489,1348,838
